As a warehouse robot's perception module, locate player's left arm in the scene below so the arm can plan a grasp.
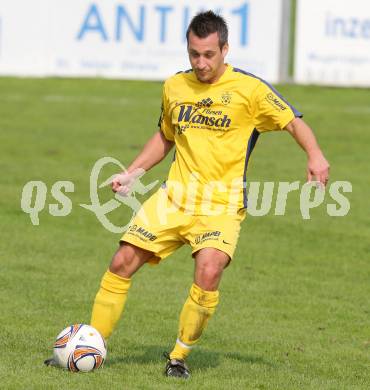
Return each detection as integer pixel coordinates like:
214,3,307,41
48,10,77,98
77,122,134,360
285,117,330,186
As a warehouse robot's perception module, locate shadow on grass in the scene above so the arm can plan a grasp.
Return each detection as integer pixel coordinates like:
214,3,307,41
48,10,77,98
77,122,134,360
106,344,273,370
106,344,179,367
224,352,272,365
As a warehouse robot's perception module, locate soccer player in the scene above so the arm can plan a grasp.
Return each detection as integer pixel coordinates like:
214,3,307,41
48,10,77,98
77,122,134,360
89,11,330,379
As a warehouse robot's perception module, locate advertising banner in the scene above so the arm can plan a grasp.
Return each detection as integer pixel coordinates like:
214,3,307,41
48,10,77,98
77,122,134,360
295,0,370,87
0,0,286,82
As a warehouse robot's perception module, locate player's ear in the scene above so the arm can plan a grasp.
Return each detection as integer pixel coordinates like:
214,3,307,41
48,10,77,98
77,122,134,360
221,43,229,58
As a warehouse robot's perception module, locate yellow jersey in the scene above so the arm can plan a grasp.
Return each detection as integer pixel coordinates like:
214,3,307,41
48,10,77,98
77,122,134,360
158,64,302,215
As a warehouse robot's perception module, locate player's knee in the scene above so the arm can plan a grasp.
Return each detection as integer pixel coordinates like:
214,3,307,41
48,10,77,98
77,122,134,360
195,249,229,290
109,244,137,275
197,262,223,289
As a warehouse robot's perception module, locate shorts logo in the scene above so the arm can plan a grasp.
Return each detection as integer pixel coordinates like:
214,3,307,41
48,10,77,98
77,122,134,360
128,225,157,241
265,93,287,111
221,91,232,106
195,231,221,244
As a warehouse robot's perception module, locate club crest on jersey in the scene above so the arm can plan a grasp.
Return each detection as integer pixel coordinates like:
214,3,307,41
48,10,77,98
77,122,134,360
221,91,232,106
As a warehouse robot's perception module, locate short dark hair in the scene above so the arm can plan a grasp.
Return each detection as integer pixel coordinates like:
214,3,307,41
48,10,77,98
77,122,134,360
186,11,228,49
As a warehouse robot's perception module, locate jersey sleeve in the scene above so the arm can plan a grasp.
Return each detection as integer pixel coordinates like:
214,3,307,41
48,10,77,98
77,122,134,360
158,82,175,141
252,81,302,133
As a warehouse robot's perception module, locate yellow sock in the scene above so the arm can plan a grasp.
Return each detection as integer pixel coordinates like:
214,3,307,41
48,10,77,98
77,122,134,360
90,270,131,339
170,283,219,360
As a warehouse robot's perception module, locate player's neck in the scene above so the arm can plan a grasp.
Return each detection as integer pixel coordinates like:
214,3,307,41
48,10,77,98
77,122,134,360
207,63,228,84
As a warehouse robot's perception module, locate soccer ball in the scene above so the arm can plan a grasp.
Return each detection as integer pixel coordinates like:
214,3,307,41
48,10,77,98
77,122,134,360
52,324,106,372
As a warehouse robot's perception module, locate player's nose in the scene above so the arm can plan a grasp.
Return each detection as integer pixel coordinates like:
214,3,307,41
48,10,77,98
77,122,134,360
195,57,207,70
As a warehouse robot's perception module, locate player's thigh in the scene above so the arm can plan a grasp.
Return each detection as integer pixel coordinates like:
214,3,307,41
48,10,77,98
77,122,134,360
110,242,154,278
120,188,188,265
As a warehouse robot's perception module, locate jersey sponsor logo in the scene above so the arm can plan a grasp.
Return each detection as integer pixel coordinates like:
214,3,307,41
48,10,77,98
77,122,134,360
177,104,231,133
196,97,213,108
195,230,221,244
265,93,287,111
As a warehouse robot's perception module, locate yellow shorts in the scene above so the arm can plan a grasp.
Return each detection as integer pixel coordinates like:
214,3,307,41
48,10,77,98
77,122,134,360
120,188,246,264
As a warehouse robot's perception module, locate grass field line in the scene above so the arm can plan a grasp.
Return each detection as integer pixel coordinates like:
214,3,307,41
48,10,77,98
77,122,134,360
296,103,370,114
43,95,130,105
1,92,369,114
0,93,158,106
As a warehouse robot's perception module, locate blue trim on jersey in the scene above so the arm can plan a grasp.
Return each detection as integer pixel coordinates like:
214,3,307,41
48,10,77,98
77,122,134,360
176,68,193,74
243,129,260,208
161,150,176,191
233,67,303,118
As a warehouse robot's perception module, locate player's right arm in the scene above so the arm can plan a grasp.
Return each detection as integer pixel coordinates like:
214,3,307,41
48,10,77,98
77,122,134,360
127,130,174,173
112,81,175,194
111,130,174,193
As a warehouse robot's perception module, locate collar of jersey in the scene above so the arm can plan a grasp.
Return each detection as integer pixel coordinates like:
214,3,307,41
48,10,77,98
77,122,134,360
191,63,232,85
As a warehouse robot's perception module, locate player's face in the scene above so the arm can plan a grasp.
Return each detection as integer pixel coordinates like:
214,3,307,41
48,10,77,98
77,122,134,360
187,31,229,84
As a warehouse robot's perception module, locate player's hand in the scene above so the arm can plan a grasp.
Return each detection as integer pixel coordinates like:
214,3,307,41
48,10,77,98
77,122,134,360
307,151,330,187
110,168,145,196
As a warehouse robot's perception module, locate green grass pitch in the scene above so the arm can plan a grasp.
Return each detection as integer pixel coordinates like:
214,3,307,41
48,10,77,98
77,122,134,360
0,77,369,389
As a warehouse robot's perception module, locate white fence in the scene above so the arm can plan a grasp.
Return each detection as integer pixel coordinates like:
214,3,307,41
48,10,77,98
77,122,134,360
295,0,370,87
1,0,369,86
0,0,287,83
